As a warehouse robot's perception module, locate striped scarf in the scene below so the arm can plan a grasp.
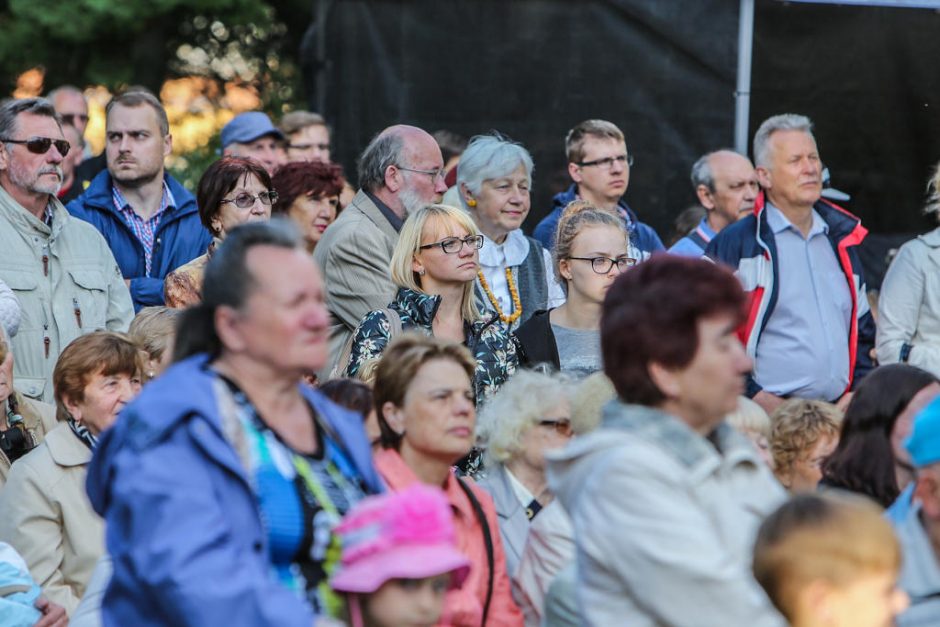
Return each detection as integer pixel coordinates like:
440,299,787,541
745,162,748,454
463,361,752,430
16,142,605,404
67,417,98,451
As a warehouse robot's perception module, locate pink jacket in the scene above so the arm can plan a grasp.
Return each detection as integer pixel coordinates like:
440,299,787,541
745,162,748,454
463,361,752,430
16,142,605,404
374,448,524,627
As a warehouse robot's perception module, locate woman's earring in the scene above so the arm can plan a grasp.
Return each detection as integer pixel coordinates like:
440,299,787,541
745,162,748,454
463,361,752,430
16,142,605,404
418,268,426,276
466,198,477,207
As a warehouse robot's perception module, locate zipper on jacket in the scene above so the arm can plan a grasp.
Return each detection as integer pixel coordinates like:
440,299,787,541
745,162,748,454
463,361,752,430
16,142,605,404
41,303,50,358
72,297,83,329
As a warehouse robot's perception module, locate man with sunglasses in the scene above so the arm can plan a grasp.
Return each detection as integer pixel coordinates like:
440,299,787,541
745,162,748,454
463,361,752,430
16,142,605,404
533,119,664,260
0,97,133,403
48,85,107,182
314,124,447,378
67,90,212,310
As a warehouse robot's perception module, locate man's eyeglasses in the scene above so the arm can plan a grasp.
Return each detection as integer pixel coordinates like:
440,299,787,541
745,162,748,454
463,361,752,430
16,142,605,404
419,235,484,254
60,113,89,126
538,418,573,437
578,154,634,169
396,164,446,181
219,190,279,209
568,256,637,274
1,136,71,157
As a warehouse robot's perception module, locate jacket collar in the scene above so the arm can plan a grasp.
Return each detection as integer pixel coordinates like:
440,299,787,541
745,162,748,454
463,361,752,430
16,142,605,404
44,421,92,467
0,184,68,239
752,190,866,248
553,184,637,228
373,447,475,521
897,503,940,598
349,189,400,242
80,170,197,219
393,287,441,325
600,400,760,479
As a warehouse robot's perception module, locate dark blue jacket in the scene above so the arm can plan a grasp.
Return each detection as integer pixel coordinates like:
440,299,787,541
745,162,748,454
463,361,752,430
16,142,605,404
67,171,212,310
706,191,876,398
532,184,665,257
86,354,383,626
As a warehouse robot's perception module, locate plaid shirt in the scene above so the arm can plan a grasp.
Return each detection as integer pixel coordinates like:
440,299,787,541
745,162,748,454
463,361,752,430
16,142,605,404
112,182,176,276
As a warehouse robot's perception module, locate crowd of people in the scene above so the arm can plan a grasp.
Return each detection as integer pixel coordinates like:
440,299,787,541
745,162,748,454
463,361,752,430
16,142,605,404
2,82,940,627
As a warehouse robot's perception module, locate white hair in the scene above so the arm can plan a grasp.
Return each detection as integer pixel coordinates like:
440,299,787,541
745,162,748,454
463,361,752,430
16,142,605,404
476,369,572,466
753,113,814,168
456,134,534,210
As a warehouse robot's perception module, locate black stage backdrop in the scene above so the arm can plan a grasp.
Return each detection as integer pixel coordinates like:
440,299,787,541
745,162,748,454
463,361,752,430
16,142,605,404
304,0,940,285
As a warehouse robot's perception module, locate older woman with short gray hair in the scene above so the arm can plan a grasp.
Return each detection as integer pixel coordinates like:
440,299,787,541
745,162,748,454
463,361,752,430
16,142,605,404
458,134,565,330
475,369,575,576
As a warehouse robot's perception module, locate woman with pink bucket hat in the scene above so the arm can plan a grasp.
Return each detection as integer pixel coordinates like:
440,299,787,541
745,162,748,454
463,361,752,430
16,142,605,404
331,484,472,627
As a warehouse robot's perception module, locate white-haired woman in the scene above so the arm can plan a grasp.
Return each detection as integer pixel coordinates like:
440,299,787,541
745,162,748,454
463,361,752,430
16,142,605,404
342,204,518,406
458,134,565,331
517,201,632,377
475,369,575,577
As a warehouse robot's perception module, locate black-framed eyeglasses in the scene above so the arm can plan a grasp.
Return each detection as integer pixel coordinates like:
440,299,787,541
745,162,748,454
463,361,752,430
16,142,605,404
1,136,71,157
219,190,279,209
538,418,573,436
419,235,484,254
396,164,446,181
568,256,637,274
60,113,89,126
578,154,634,169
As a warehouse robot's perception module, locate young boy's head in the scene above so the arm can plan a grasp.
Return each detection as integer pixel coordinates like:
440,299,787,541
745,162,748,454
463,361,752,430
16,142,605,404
753,492,908,627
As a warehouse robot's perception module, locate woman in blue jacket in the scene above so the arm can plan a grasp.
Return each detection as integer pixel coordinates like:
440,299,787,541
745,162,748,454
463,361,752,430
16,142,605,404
86,220,382,627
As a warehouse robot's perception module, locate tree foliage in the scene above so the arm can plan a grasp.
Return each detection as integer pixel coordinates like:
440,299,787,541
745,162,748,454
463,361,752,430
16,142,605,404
0,0,311,110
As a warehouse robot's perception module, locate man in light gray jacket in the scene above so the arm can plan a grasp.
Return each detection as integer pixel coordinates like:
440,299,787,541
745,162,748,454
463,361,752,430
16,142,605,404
0,98,132,403
547,255,786,627
314,124,446,377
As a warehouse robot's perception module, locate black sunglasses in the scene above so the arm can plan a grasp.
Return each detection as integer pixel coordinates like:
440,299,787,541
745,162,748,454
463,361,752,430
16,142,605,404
60,113,89,126
1,136,71,157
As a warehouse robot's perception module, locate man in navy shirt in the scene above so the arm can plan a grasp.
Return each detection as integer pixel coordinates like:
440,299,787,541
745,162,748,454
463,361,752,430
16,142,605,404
533,119,663,259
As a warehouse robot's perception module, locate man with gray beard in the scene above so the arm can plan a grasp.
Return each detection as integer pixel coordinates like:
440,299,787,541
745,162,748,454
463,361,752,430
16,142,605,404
314,124,446,377
0,98,132,403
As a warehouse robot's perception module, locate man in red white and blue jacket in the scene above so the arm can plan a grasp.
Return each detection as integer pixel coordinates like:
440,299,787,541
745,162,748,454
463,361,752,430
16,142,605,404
706,114,875,415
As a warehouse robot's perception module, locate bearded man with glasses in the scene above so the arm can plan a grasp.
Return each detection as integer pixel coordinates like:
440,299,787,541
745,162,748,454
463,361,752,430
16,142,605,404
0,97,133,403
533,119,664,261
314,124,447,379
67,90,212,311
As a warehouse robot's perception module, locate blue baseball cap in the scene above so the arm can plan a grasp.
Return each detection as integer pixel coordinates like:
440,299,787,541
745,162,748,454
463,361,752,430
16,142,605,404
220,112,284,149
905,396,940,467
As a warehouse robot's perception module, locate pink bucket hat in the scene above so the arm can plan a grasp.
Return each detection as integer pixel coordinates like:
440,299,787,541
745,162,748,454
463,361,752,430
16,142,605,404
330,484,471,593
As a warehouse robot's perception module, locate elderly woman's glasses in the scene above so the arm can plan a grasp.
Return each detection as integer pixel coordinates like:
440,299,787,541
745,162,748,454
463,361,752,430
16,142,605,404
419,235,484,254
568,256,637,274
220,190,279,209
538,418,573,437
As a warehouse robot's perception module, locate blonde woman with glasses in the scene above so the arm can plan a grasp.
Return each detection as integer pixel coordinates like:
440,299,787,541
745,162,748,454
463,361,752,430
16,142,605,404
342,204,517,406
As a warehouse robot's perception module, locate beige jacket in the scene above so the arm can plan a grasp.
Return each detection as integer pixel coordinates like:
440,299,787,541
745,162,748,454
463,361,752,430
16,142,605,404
0,422,104,614
0,391,57,488
877,228,940,376
312,190,399,376
0,188,133,403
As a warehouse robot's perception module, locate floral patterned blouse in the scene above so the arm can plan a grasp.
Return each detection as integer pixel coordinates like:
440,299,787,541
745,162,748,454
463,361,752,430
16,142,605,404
163,238,219,308
344,287,518,406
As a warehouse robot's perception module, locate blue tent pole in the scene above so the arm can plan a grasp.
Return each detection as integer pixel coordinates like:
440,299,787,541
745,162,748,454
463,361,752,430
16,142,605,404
735,0,755,155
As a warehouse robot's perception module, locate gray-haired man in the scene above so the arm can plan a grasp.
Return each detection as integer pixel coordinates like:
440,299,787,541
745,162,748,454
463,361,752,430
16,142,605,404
313,125,446,375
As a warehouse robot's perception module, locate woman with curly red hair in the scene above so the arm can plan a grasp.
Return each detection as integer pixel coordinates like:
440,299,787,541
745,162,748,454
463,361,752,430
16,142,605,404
272,160,344,253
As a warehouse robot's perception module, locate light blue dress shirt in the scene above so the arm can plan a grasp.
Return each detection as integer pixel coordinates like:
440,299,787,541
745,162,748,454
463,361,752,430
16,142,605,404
668,217,716,257
753,204,852,401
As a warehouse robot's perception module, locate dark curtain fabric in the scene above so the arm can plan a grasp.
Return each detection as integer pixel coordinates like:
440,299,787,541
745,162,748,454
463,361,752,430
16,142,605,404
305,0,940,283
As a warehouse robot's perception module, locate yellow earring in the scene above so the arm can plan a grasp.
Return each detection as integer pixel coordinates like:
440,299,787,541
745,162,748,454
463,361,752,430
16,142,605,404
467,198,477,207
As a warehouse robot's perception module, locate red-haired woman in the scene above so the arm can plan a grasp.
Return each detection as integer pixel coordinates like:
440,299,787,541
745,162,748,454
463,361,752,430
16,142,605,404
271,160,344,254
